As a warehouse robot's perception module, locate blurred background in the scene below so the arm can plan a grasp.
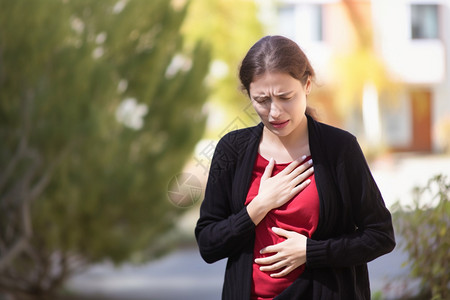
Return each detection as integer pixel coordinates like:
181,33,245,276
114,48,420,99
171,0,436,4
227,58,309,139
0,0,449,299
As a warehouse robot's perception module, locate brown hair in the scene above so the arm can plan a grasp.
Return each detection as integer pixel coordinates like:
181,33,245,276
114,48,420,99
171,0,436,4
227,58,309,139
239,35,317,117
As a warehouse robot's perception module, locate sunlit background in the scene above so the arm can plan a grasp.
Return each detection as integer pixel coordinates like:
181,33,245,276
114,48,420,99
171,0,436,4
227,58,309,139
0,0,449,299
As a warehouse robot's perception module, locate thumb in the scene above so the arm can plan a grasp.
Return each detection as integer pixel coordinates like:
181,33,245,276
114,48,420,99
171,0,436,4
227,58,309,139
272,227,291,238
261,157,275,181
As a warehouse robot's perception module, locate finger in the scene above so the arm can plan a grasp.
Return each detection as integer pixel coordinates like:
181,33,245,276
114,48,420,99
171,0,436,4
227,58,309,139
259,260,286,272
291,166,314,187
259,243,281,255
271,227,292,239
255,253,280,265
291,179,311,196
289,159,313,179
280,155,306,175
270,265,295,278
261,157,275,181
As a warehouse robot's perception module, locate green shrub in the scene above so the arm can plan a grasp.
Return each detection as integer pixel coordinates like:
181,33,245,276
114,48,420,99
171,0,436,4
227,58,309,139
393,174,450,300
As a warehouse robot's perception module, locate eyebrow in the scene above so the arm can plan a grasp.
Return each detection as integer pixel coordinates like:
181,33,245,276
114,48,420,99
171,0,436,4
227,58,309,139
252,91,294,101
275,91,294,97
253,95,270,101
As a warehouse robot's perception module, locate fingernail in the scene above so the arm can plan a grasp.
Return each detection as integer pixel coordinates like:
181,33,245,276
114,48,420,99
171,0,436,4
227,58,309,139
308,159,313,165
269,157,274,163
272,227,278,231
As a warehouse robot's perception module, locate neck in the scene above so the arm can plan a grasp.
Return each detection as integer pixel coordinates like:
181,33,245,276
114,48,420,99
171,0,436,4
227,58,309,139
263,118,309,150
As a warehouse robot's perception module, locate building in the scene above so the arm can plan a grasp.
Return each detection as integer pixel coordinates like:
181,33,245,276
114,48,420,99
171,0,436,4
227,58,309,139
258,0,450,153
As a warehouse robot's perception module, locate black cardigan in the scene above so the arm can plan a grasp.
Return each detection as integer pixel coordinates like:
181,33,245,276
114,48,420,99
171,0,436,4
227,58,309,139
195,115,395,299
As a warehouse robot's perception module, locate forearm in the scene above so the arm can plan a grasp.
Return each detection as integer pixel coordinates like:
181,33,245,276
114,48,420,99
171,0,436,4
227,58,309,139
306,225,395,268
196,207,255,263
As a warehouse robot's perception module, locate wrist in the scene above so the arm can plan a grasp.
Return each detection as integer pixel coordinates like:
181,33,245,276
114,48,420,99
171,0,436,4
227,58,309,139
246,195,271,225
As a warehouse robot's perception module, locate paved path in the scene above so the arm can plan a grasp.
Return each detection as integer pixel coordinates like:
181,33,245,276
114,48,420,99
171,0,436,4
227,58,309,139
66,243,417,300
67,247,225,300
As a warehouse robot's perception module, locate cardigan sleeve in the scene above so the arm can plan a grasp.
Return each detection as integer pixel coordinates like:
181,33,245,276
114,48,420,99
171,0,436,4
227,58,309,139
195,133,255,264
306,135,395,268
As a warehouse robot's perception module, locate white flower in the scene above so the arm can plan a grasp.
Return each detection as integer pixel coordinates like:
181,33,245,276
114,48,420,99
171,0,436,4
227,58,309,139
115,98,148,130
113,0,127,14
165,54,192,79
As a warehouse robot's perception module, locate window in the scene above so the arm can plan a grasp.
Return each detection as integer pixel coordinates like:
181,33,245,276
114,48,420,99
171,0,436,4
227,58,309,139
278,4,323,42
278,4,296,40
411,4,439,39
309,4,323,41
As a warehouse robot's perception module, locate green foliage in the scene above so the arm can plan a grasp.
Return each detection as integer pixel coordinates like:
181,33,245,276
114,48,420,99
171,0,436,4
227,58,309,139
393,174,450,300
182,0,263,137
371,291,383,300
0,0,210,297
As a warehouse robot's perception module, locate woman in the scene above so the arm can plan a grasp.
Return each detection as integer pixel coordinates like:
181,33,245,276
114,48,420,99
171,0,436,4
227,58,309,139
195,35,395,299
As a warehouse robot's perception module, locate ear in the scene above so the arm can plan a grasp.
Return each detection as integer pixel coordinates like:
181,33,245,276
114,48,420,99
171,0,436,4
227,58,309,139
305,77,312,95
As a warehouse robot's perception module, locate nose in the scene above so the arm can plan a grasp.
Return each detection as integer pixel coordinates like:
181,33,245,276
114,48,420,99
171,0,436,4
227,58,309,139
269,100,282,118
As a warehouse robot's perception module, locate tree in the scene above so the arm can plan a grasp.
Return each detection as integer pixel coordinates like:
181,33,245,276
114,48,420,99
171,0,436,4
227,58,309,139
0,0,211,298
182,0,263,138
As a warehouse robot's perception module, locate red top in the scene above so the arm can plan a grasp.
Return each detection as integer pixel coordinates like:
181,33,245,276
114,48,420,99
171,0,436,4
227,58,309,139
245,153,320,300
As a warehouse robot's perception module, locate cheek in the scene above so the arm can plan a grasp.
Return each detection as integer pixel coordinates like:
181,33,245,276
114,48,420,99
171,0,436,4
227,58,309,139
283,102,299,114
289,98,306,113
252,103,268,117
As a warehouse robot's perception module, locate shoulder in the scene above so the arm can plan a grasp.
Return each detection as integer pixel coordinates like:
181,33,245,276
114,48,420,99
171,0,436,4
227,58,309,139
309,117,356,147
308,116,361,164
217,122,263,153
209,123,262,173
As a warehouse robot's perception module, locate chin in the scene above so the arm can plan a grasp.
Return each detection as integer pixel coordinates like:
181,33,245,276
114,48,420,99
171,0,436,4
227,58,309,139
275,130,292,137
268,127,293,137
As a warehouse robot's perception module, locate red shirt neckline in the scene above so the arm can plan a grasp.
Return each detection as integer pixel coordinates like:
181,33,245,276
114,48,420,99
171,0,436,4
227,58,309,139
257,153,291,165
257,152,312,166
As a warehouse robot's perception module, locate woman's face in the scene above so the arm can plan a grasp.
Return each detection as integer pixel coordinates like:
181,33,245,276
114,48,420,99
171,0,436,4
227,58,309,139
249,71,311,138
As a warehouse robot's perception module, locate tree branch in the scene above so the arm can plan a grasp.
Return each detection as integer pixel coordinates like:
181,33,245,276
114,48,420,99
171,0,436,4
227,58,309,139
0,160,38,272
0,137,27,194
0,45,4,88
0,199,34,272
0,86,35,196
0,239,28,272
28,162,53,204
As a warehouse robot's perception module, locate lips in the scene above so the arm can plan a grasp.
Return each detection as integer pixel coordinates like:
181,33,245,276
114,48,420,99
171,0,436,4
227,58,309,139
269,120,289,129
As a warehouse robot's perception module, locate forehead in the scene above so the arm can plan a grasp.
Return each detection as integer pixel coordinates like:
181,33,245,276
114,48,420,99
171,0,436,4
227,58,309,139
249,72,301,95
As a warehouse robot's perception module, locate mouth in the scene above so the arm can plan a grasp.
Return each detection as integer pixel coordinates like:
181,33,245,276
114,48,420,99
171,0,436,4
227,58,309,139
269,120,289,129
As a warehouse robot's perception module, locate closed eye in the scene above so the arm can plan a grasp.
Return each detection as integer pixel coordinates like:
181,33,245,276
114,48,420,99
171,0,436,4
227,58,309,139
253,96,270,103
279,96,292,101
277,92,294,101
